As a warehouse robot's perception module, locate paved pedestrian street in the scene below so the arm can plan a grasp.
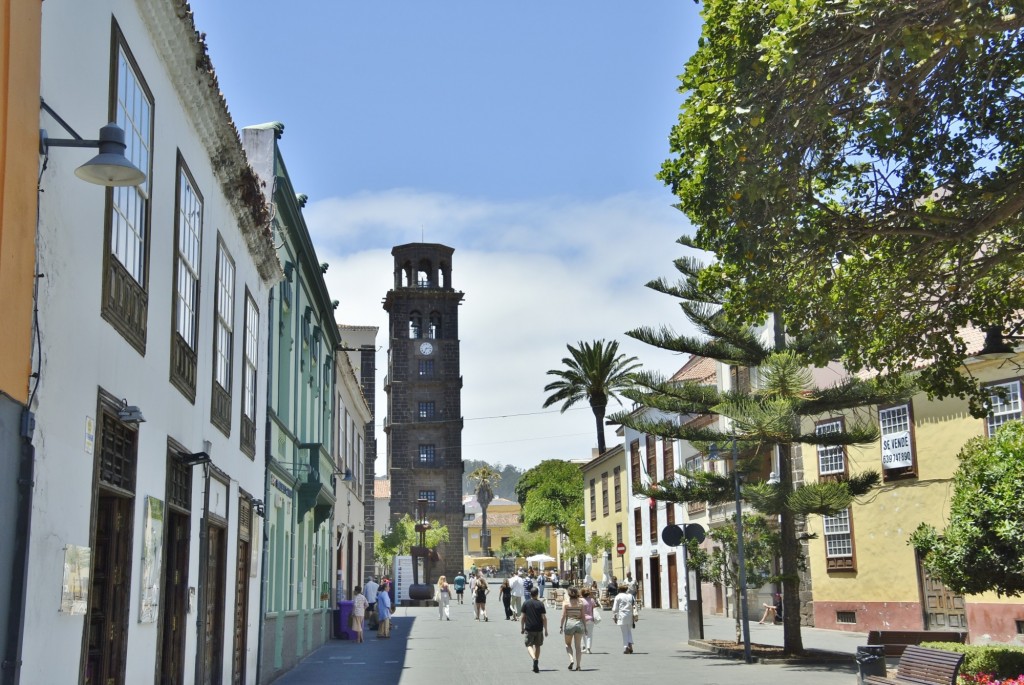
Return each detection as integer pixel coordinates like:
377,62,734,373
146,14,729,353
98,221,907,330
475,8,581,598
271,594,867,685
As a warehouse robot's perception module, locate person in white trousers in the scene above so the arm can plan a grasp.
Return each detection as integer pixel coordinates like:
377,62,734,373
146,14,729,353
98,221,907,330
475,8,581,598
611,585,635,654
437,575,452,620
581,587,599,654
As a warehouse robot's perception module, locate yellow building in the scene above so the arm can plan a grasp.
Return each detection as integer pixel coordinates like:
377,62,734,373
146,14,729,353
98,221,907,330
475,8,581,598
583,445,630,585
1,0,41,673
463,495,557,572
804,342,1024,642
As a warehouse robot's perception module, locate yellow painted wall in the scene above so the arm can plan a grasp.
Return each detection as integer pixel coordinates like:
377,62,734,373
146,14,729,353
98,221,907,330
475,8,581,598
583,446,630,582
806,357,1024,607
0,0,41,404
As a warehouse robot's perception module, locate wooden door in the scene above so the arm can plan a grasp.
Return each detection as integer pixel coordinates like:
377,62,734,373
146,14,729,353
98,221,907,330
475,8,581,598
231,500,251,685
649,556,662,609
203,524,227,685
159,510,190,685
86,494,132,685
667,553,679,610
917,553,967,629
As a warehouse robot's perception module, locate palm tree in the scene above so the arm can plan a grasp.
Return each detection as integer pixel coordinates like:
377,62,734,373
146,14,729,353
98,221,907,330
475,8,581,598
543,339,641,454
468,466,501,555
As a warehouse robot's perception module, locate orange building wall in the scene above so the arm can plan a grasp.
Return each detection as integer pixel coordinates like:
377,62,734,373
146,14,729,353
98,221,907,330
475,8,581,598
0,0,41,405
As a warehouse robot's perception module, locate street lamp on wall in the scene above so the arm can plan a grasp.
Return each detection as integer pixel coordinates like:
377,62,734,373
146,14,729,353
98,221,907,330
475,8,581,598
39,98,146,187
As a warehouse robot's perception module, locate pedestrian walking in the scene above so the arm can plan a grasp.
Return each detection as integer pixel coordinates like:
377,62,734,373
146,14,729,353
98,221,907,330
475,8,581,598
510,571,525,619
520,587,548,673
351,585,369,643
581,587,599,654
538,569,546,598
559,586,586,670
454,571,467,604
499,578,513,620
607,575,619,598
611,584,635,654
437,575,452,621
474,575,489,621
376,581,392,638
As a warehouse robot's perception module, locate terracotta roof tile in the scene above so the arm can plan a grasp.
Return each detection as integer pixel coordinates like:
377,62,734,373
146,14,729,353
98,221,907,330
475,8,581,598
670,355,717,385
465,512,522,528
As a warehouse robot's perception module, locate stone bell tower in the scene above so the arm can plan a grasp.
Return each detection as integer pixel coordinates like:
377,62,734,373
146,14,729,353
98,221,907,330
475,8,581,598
383,243,465,583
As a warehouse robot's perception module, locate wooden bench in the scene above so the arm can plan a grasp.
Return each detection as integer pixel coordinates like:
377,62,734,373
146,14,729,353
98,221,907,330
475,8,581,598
867,630,968,657
864,645,965,685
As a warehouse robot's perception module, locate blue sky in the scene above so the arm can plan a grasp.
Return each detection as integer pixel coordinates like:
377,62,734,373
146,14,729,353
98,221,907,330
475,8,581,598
192,2,706,473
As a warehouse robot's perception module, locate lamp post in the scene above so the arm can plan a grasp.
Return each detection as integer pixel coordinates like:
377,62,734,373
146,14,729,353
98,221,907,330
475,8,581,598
710,437,753,664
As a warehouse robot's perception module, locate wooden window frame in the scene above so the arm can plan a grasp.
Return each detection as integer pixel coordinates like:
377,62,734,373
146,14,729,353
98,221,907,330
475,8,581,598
601,471,609,517
633,508,642,545
646,436,657,483
418,401,435,419
589,479,597,521
169,153,202,401
418,489,437,511
101,20,154,354
211,238,235,436
815,418,847,478
662,439,675,481
630,440,641,493
239,290,258,458
613,466,622,512
879,402,917,481
823,507,857,572
984,378,1023,436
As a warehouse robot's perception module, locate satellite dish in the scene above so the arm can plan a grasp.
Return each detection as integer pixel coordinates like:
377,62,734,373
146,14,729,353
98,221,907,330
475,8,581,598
661,524,684,547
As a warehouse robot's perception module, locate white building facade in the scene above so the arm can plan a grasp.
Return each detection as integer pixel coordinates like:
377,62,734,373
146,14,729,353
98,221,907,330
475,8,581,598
28,2,281,683
333,343,372,600
622,408,687,612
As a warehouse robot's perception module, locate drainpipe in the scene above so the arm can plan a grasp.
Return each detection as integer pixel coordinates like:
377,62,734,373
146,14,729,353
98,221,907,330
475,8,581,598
255,287,275,685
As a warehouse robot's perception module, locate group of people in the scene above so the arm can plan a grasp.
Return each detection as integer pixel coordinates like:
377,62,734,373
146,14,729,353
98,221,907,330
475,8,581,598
348,577,393,643
352,569,640,670
519,579,639,672
437,571,492,621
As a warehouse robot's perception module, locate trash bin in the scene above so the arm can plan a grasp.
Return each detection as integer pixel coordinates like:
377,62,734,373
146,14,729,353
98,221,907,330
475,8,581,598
335,600,356,640
856,645,887,684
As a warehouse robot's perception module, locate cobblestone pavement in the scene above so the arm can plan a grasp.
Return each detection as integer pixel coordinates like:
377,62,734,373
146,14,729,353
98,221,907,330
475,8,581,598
269,592,868,685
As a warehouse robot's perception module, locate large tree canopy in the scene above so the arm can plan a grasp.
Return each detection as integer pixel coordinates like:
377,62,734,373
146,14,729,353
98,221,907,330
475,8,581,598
911,420,1024,597
515,459,585,539
660,0,1024,409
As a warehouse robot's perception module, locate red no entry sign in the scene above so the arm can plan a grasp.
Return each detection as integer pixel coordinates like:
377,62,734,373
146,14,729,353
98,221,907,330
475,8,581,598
616,542,626,555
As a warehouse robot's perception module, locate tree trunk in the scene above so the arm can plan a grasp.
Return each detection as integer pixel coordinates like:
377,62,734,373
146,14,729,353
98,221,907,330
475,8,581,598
592,406,607,454
778,442,804,654
773,313,804,655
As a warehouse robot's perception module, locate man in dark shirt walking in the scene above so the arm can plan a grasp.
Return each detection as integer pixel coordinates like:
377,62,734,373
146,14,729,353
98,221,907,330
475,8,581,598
520,587,548,673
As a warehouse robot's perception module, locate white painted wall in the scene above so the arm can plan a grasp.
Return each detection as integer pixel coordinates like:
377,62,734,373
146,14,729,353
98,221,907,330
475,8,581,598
622,409,687,612
32,1,274,682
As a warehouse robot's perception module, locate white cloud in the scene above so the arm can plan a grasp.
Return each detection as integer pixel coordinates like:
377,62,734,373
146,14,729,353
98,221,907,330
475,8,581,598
312,189,703,474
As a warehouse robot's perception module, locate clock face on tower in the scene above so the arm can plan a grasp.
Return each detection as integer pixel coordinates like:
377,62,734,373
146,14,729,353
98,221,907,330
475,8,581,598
419,341,434,356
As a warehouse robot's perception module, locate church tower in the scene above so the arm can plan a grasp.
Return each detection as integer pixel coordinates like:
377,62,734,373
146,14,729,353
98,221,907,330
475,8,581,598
383,243,465,582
